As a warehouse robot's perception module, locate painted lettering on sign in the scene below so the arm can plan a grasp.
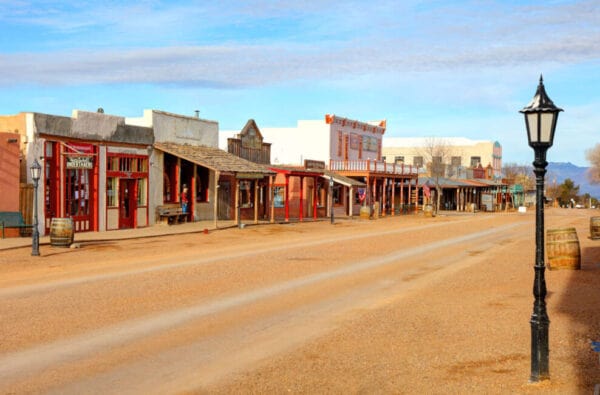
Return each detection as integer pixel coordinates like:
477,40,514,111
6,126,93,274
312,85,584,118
66,156,94,169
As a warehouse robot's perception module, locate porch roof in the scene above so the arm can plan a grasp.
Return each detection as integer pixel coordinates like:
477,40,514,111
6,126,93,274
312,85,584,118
154,142,275,175
269,165,324,177
322,171,366,187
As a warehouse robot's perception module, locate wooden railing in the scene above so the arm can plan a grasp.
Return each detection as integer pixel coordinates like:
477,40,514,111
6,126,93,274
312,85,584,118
329,160,418,175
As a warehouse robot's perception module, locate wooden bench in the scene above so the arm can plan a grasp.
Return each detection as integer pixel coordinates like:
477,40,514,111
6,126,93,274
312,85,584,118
0,211,34,238
156,204,188,225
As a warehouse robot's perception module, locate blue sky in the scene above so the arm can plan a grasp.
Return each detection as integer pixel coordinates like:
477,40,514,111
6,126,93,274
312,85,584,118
0,0,598,166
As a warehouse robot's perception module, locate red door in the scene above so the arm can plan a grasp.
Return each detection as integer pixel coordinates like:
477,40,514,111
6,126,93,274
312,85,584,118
119,179,137,229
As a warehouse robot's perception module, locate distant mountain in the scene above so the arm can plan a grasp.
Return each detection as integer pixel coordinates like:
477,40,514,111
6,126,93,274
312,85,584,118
547,162,600,198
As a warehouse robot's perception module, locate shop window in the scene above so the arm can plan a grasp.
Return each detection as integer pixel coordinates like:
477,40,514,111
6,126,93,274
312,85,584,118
107,177,118,207
317,184,325,207
273,186,285,208
239,180,253,208
66,169,90,216
137,178,147,206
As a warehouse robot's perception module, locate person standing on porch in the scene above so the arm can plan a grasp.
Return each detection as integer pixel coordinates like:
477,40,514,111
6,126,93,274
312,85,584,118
181,184,189,214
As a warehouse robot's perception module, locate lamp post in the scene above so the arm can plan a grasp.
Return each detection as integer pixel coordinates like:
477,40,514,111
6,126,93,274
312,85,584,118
520,75,562,382
30,159,42,257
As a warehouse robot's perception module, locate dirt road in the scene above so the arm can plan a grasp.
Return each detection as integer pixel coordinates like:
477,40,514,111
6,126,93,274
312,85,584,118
0,208,598,393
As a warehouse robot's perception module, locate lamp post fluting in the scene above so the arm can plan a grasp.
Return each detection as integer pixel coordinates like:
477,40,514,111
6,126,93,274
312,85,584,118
30,159,42,257
520,75,562,382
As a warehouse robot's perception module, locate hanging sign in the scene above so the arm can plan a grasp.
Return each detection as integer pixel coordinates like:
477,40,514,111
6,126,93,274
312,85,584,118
66,156,94,169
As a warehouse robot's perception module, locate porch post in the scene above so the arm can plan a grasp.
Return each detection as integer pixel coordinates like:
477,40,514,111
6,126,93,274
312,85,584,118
299,176,304,222
269,175,275,223
349,186,353,217
285,174,290,222
254,180,259,224
391,178,396,216
213,170,220,229
313,177,318,220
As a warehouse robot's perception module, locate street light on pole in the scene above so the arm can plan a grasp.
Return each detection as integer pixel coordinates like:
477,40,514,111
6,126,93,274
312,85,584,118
520,75,563,382
30,159,42,257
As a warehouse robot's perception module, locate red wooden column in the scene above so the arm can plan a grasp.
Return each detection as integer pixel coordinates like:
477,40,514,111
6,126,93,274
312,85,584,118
299,176,304,222
284,174,290,222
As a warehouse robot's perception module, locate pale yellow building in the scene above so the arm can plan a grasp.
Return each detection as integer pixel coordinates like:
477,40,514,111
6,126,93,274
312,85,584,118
382,137,502,180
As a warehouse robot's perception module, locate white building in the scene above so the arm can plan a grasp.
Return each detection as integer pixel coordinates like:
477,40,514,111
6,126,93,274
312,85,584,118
220,114,387,165
382,137,502,179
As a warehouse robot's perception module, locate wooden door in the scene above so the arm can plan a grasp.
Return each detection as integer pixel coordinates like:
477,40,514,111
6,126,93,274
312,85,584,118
217,181,231,220
119,179,137,229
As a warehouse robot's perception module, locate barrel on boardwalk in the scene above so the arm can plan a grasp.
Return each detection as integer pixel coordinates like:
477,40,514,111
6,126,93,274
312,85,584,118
590,216,600,240
50,217,74,247
546,227,581,270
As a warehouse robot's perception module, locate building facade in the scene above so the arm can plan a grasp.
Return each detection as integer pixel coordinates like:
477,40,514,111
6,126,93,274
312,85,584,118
382,137,502,180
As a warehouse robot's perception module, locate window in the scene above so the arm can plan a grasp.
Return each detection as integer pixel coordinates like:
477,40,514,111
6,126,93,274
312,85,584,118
137,178,147,206
470,156,481,167
337,131,343,157
239,180,254,208
107,155,148,174
107,177,118,207
273,186,285,208
413,156,423,168
358,136,363,159
431,156,444,177
451,156,461,167
394,156,404,164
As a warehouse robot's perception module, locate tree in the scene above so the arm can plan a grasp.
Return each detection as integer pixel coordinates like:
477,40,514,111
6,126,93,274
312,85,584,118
503,162,534,191
419,137,455,214
557,178,580,207
586,143,600,184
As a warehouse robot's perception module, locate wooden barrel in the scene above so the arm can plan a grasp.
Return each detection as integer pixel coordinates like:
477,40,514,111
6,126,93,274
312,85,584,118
50,218,74,247
423,204,434,217
590,217,600,240
359,206,370,219
546,228,581,270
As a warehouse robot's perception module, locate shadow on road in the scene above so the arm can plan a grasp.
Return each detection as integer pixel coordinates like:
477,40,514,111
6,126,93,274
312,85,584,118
555,244,600,390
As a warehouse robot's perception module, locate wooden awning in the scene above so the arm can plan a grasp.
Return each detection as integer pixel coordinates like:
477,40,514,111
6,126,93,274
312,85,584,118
154,142,275,177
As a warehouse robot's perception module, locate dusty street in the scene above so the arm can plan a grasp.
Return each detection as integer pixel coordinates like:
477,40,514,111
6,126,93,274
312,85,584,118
0,208,599,394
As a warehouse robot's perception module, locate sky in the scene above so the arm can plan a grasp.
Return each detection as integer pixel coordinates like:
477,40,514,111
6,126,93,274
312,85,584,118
0,0,598,167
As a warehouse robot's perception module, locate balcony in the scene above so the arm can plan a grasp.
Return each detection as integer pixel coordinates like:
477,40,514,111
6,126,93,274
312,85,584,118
329,160,418,176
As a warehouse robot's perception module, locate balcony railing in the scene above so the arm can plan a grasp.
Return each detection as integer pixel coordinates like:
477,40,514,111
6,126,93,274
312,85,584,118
329,160,418,175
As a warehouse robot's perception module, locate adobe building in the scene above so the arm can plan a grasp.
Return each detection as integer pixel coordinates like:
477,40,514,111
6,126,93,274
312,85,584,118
382,137,503,180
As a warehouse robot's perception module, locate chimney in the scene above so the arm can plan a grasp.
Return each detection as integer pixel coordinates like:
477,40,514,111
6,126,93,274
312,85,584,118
194,110,200,118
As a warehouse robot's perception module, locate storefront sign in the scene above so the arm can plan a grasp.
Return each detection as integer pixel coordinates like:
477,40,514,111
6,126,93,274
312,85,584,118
236,172,264,179
304,159,325,170
66,156,94,169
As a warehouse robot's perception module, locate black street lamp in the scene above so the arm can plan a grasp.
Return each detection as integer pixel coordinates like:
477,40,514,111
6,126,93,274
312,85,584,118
30,159,42,257
329,176,334,224
520,75,563,382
